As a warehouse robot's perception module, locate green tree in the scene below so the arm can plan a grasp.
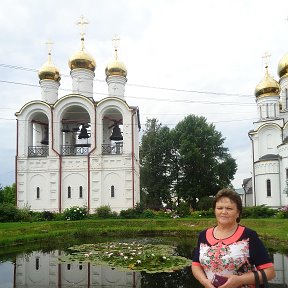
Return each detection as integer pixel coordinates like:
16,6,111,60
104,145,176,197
172,115,237,208
140,119,173,209
0,183,16,205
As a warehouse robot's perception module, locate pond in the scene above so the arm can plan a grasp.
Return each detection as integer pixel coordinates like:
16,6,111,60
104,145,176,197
0,236,287,288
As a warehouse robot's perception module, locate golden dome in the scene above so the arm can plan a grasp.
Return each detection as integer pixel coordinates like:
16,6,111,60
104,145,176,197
69,49,96,71
38,55,60,82
278,52,288,78
255,67,280,98
105,59,127,78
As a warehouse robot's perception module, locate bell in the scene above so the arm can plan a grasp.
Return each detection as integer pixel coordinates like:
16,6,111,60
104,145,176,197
110,124,123,141
62,124,70,133
78,124,90,139
41,127,49,145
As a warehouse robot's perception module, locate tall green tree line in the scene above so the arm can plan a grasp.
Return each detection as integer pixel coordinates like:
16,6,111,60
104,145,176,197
140,115,237,209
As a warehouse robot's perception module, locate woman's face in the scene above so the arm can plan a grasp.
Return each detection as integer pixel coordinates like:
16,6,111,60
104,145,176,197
215,197,240,227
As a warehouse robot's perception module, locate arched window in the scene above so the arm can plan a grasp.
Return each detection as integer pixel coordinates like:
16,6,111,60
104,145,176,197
111,185,115,198
79,186,83,198
36,187,40,199
266,179,271,197
79,264,83,270
68,186,71,198
67,264,71,270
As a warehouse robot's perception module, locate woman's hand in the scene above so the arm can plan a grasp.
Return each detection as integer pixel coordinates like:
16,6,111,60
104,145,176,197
217,274,243,288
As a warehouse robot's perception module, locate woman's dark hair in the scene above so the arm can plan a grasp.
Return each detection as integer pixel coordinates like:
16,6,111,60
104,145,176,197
212,188,243,223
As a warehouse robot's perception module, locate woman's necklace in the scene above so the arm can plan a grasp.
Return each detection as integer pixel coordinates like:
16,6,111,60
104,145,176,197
214,224,238,239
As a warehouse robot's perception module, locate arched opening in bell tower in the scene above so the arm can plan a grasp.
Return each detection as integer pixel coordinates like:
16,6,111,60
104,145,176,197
60,105,91,156
28,112,49,157
102,108,123,155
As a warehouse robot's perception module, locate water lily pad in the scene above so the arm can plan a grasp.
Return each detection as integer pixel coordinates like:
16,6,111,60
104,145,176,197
59,241,192,273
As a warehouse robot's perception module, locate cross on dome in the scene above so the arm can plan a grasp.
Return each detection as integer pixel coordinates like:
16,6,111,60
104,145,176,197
76,15,89,50
112,35,120,60
262,51,271,69
45,39,54,63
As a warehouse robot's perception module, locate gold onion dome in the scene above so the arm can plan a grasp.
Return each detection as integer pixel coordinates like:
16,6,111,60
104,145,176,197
105,36,127,78
69,38,96,71
105,57,127,78
255,66,280,98
38,53,61,82
278,52,288,78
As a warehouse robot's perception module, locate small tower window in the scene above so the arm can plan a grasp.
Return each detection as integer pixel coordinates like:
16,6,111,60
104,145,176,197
68,186,71,198
266,179,271,197
111,185,115,198
67,264,71,270
36,257,40,270
36,187,40,199
79,186,83,198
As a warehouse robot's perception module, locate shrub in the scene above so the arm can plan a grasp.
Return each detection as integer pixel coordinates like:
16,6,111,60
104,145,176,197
191,209,214,218
18,207,33,222
142,209,155,218
0,203,20,222
175,202,190,217
63,206,88,221
196,196,214,211
242,205,276,218
275,205,288,219
119,208,137,219
95,205,113,219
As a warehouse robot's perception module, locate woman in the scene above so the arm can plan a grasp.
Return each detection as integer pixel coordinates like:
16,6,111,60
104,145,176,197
192,188,275,288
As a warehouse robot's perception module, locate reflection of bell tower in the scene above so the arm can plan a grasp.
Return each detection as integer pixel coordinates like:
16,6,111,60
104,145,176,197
15,17,140,213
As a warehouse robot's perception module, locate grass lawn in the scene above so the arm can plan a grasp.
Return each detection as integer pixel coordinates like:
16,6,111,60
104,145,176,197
0,218,287,252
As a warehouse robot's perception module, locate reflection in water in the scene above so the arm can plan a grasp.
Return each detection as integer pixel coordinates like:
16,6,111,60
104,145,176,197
0,243,287,288
15,250,141,287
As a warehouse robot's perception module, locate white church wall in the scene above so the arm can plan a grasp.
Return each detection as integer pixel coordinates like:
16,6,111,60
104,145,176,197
254,160,280,206
258,126,282,157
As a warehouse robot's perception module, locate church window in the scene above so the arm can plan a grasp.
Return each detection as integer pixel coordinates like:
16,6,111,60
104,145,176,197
266,103,269,118
79,186,83,198
111,185,115,198
36,187,40,199
36,257,40,270
68,186,71,198
286,168,288,179
266,179,271,197
79,264,83,270
67,264,71,270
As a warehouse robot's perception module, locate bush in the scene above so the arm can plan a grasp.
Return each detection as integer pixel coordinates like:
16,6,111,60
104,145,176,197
196,196,214,211
175,202,190,217
275,205,288,219
95,205,113,219
142,209,155,218
0,203,20,222
242,205,276,218
191,209,214,218
18,207,33,222
63,206,88,221
119,208,138,219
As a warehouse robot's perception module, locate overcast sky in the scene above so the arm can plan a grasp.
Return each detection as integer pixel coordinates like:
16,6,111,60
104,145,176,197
0,0,288,189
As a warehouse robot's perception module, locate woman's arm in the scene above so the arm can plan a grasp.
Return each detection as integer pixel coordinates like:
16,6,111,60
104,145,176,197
220,267,275,288
191,265,215,288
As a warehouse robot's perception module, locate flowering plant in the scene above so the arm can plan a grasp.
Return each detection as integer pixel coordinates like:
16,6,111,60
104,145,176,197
63,206,88,220
60,241,191,273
